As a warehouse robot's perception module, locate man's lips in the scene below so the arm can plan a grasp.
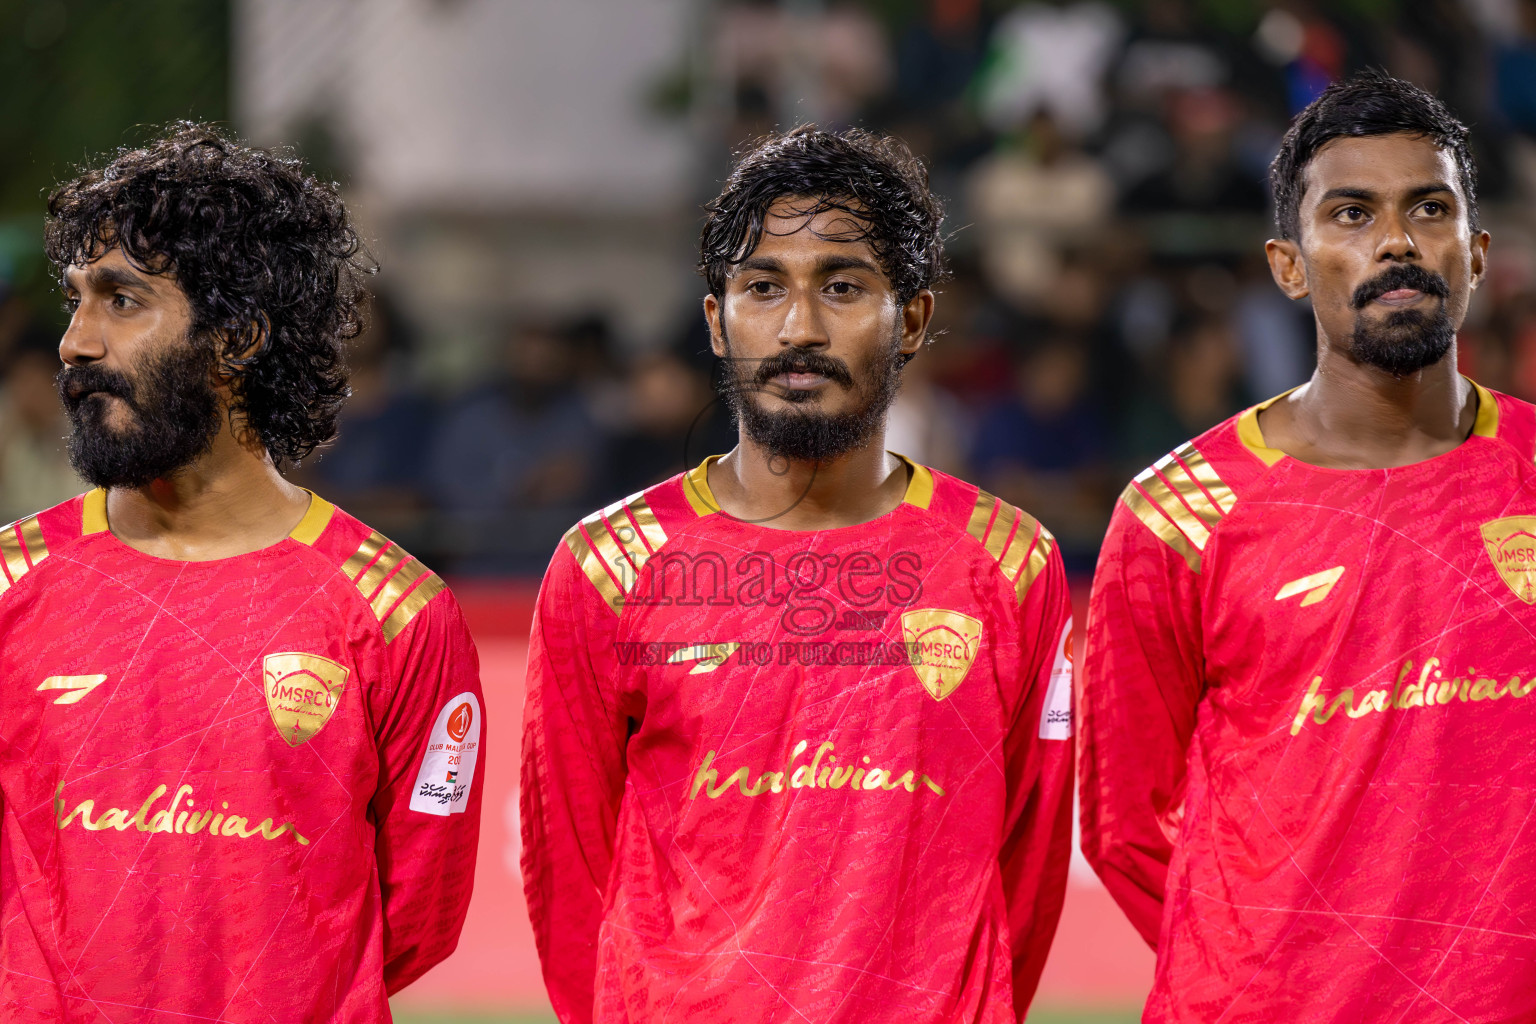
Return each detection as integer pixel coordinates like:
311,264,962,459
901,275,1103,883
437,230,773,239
772,372,831,390
1373,287,1428,306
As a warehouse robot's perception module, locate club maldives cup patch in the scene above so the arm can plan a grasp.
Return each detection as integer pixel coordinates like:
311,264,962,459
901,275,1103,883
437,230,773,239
1039,617,1073,740
409,692,481,816
264,653,349,746
1481,516,1536,604
902,609,983,700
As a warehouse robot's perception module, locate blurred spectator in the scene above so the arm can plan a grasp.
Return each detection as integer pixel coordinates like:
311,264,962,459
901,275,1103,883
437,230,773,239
970,335,1108,567
887,348,970,476
1119,312,1248,473
429,318,600,526
977,2,1123,139
599,346,725,497
1232,256,1312,400
304,293,433,540
966,110,1114,306
0,326,81,524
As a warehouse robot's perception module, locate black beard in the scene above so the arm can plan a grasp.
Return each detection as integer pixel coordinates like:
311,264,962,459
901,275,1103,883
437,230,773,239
58,338,223,488
717,321,905,463
1346,262,1456,376
1348,303,1456,376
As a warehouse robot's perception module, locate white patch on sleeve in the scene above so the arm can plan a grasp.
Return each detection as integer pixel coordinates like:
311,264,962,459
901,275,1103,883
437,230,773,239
409,692,482,816
1039,617,1074,740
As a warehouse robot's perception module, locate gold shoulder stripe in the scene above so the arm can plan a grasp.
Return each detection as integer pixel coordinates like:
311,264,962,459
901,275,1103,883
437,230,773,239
382,574,447,642
562,491,671,614
966,490,1055,602
0,514,48,595
288,491,336,545
342,530,446,643
82,489,108,534
1120,443,1236,574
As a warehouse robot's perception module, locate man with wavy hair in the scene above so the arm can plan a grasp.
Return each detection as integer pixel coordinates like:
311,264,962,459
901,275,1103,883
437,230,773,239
0,124,483,1021
522,126,1074,1023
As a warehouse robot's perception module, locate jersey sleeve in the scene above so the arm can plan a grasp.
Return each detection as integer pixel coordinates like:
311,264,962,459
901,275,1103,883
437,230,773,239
369,591,485,993
1000,548,1075,1018
1079,498,1204,949
520,542,632,1024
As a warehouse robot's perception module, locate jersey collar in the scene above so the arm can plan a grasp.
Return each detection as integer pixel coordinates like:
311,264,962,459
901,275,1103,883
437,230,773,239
683,452,934,517
1236,378,1498,467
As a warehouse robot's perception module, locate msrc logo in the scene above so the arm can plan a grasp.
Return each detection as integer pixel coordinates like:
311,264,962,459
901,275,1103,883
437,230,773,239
1481,517,1536,604
446,702,473,743
902,609,984,701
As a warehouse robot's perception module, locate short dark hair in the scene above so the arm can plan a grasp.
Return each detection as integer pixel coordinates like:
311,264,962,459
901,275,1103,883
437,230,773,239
45,122,374,466
1270,69,1478,242
699,125,944,304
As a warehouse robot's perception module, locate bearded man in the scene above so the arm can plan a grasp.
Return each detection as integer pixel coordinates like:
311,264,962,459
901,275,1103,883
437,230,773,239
0,124,483,1022
1081,71,1536,1022
521,126,1074,1023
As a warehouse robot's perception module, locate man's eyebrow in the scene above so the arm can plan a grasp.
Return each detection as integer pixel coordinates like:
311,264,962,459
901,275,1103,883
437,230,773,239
1316,186,1376,205
63,263,156,292
1315,183,1455,206
814,254,883,276
733,256,785,275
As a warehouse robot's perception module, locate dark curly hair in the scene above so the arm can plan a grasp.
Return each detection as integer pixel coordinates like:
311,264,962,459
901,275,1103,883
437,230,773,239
700,125,945,305
44,122,374,466
1270,69,1478,242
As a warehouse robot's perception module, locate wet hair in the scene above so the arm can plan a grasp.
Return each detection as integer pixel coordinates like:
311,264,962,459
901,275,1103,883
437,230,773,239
699,125,945,304
45,121,374,466
1270,69,1478,242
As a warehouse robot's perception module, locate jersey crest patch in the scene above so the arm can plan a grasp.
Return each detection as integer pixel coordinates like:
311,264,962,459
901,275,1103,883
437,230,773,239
264,653,349,746
1039,618,1073,740
410,692,482,816
1482,517,1536,604
903,609,983,701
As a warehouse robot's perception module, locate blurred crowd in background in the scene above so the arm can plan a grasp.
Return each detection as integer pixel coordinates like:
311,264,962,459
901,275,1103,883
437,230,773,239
8,0,1536,573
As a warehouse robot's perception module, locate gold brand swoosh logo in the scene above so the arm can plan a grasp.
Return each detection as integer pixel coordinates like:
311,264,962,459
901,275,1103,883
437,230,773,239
1275,567,1346,607
38,675,107,704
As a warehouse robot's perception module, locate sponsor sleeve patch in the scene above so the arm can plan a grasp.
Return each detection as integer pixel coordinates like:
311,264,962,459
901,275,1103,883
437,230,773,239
1038,617,1073,740
409,692,482,816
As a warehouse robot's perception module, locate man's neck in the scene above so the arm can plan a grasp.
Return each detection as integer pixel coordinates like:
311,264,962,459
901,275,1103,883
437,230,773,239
105,432,312,561
1258,345,1477,469
706,431,910,530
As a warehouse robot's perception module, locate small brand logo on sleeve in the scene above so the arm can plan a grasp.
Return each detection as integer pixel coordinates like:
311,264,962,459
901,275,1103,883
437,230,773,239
410,692,481,816
1039,617,1073,740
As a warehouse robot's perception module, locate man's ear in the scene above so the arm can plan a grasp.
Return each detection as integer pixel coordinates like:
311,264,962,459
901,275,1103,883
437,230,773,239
1265,238,1310,300
704,294,725,357
1469,229,1491,292
900,290,935,356
216,316,269,379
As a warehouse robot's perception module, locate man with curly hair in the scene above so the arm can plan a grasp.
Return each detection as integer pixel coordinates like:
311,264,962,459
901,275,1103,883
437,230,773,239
0,124,484,1022
521,126,1073,1023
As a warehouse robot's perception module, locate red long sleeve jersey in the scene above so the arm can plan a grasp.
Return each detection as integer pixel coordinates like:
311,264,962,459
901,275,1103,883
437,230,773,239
521,457,1074,1024
0,490,484,1023
1082,383,1536,1023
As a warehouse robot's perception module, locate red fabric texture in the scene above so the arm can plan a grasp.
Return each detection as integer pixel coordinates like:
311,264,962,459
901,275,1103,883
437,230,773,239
1082,387,1536,1022
522,464,1073,1023
0,494,483,1022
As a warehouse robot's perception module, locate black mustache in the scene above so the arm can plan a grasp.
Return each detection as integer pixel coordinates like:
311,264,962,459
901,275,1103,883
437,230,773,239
1351,264,1449,310
58,366,135,407
752,351,855,390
